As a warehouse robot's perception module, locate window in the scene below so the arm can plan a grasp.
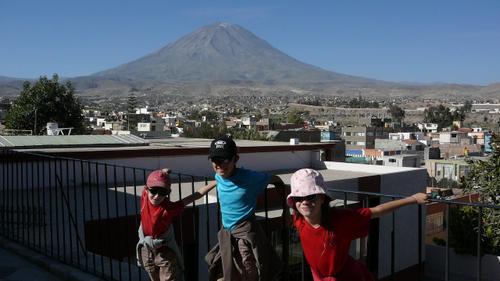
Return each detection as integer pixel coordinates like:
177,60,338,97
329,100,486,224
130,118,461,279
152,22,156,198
367,132,374,137
389,158,396,163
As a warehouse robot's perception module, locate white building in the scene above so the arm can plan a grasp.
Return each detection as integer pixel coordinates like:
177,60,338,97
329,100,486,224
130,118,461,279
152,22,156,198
137,122,162,132
136,106,153,115
380,154,421,168
417,123,438,133
389,132,425,141
438,131,470,144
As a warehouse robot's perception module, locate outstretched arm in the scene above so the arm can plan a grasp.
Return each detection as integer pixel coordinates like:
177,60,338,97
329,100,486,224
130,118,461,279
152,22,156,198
181,181,217,206
370,193,427,219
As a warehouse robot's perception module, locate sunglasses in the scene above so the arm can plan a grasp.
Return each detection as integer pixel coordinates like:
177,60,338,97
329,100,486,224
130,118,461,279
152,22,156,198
293,194,318,202
211,157,233,166
148,187,170,197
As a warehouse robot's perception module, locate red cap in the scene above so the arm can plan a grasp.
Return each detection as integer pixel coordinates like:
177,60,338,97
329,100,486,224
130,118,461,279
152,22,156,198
146,169,171,189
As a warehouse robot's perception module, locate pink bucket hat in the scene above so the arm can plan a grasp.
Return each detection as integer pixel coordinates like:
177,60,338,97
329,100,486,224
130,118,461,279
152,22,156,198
146,169,171,189
287,168,327,207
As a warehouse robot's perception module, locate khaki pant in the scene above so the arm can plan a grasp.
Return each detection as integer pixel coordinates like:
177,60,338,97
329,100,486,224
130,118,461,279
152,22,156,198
141,246,178,281
235,238,258,281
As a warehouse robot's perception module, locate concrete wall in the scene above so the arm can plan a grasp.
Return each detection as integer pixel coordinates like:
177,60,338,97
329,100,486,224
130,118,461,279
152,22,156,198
378,167,427,279
93,150,317,177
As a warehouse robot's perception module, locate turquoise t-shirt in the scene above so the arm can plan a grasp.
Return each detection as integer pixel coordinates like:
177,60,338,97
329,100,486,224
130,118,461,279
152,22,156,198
215,168,271,230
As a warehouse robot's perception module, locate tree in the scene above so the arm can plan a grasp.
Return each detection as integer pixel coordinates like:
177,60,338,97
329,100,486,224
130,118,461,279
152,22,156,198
127,93,137,113
449,133,500,255
4,74,85,134
126,93,138,130
462,100,473,113
452,100,473,122
388,104,405,126
424,105,454,130
436,178,460,189
287,109,305,125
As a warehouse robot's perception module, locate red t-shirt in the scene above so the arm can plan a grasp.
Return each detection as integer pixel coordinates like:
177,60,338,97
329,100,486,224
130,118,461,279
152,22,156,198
140,190,184,238
293,208,373,281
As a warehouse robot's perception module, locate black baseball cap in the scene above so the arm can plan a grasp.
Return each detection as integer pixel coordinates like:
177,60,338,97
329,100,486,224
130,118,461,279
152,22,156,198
209,136,237,159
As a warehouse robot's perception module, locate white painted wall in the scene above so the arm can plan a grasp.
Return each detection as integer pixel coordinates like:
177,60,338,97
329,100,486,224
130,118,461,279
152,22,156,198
378,168,427,279
317,161,427,279
91,150,316,178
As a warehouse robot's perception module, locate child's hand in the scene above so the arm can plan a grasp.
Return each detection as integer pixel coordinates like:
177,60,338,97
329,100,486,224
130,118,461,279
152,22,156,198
143,236,154,249
410,193,428,204
152,238,164,249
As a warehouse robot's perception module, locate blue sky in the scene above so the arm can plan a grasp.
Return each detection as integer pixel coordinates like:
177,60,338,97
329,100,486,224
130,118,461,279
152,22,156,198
1,0,499,85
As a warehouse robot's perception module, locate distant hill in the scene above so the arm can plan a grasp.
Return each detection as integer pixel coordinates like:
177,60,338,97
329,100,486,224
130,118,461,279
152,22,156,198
0,76,26,96
94,22,385,86
0,76,24,82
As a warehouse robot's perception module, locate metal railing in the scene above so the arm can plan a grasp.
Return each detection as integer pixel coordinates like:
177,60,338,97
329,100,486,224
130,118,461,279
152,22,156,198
1,148,499,281
326,189,500,281
0,148,214,281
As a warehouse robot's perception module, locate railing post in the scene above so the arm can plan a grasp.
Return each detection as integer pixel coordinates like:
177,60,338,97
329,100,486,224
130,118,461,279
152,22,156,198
476,206,483,281
264,186,269,236
391,197,395,281
113,165,123,281
176,173,184,257
445,204,450,281
122,166,132,281
205,177,211,254
418,204,422,281
281,184,289,280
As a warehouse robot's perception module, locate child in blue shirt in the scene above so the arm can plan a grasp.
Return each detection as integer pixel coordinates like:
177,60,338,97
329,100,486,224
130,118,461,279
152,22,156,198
206,135,285,281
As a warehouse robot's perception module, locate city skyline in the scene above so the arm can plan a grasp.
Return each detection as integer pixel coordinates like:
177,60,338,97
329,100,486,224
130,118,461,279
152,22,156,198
1,0,499,85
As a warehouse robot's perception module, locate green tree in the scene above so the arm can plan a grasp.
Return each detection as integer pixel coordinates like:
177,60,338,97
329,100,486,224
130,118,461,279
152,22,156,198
449,133,500,255
5,74,85,134
287,109,305,125
127,93,137,113
424,105,454,130
436,178,460,189
388,104,405,126
462,100,473,113
127,93,138,130
452,100,473,122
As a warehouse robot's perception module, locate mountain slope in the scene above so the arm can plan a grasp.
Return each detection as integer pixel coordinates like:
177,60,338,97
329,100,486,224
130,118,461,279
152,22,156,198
95,22,382,85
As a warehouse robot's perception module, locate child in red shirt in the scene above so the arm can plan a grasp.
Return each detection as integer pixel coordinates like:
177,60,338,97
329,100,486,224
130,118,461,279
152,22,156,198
137,169,216,281
287,168,427,281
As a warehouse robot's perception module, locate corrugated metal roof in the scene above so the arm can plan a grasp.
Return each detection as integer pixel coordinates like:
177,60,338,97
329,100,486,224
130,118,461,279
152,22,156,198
0,135,148,148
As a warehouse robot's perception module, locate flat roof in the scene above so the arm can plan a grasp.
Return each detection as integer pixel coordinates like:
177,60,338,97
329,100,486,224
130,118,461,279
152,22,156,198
148,137,337,148
12,136,340,157
0,135,148,149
